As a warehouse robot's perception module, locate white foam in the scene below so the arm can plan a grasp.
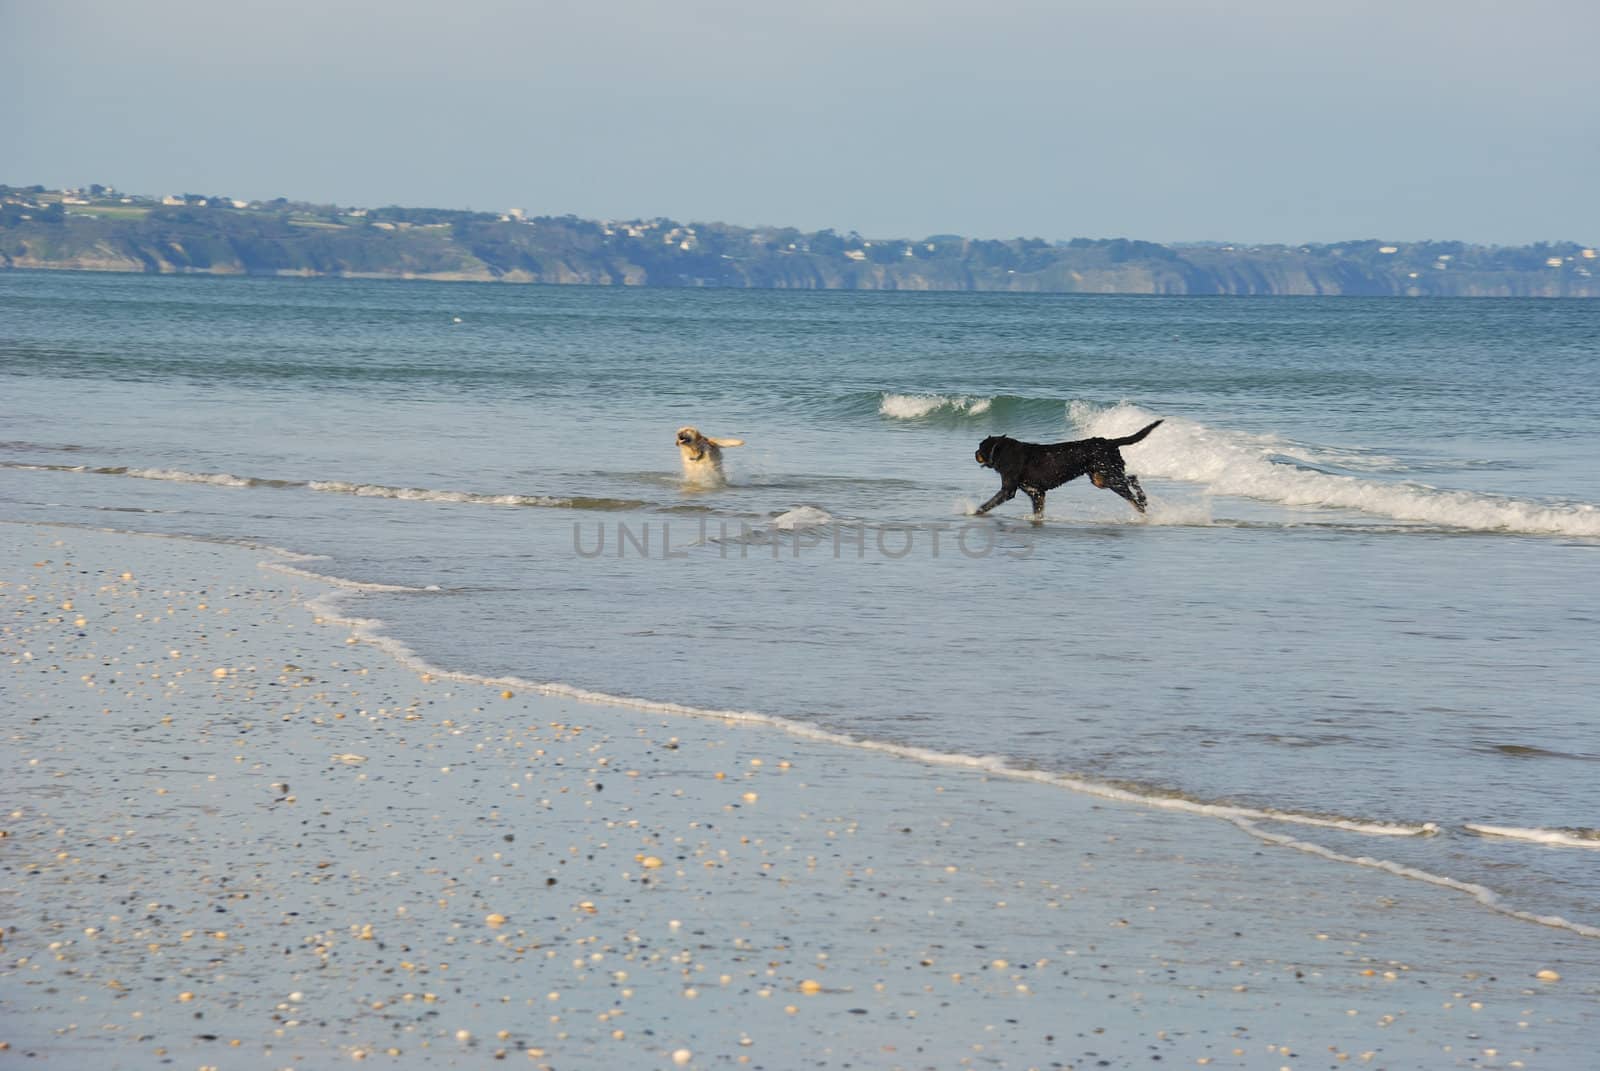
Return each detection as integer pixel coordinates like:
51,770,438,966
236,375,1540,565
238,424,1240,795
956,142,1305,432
1138,496,1216,526
1235,820,1600,939
121,467,255,488
6,461,275,489
11,462,643,511
879,393,993,419
772,505,835,530
307,480,567,508
1071,401,1600,538
1466,824,1600,850
263,559,439,595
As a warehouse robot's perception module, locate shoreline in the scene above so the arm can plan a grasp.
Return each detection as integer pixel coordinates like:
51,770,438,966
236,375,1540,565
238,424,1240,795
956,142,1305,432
272,535,1600,943
3,522,1597,1068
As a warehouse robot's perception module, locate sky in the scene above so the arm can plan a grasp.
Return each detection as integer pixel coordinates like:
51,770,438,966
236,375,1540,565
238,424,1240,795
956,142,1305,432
4,0,1597,246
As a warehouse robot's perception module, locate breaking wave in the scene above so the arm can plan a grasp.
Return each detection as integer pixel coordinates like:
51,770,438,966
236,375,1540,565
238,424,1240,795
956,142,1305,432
879,393,994,420
1072,402,1600,538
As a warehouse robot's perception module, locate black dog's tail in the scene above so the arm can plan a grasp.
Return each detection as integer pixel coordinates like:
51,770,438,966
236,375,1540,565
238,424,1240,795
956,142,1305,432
1108,419,1163,447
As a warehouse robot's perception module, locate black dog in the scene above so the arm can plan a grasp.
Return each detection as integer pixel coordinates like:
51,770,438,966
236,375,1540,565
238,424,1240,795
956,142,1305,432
974,420,1163,517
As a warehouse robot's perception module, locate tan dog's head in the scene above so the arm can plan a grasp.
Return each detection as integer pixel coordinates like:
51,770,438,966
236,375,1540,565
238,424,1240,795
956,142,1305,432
675,426,711,462
676,426,745,482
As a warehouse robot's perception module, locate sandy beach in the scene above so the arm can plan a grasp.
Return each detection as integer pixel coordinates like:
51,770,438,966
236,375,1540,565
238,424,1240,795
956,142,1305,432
3,522,1596,1070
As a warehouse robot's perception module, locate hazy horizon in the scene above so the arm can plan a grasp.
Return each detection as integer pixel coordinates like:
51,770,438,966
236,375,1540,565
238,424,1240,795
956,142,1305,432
5,0,1597,248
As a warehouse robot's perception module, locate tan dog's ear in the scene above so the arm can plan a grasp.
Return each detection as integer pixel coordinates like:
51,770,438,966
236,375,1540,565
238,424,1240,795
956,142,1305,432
708,437,744,448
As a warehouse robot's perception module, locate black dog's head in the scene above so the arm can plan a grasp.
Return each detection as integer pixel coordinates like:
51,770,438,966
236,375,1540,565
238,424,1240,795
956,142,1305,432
974,435,1012,470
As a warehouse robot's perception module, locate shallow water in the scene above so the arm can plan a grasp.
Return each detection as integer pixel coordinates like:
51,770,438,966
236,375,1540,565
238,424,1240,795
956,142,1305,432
4,270,1598,930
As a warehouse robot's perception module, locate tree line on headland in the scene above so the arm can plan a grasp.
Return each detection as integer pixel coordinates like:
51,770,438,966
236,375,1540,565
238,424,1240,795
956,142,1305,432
3,184,1597,297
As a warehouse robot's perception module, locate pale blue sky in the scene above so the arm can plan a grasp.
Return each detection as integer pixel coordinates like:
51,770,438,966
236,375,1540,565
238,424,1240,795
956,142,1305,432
5,0,1596,245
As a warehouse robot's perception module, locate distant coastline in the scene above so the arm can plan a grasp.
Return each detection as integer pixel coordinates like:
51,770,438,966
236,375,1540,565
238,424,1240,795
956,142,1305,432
4,183,1597,297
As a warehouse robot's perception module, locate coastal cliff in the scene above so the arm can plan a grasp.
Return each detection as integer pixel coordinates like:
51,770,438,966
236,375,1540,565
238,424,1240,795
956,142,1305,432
3,188,1595,296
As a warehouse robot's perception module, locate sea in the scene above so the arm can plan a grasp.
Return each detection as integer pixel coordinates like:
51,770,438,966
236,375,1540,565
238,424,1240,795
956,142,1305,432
3,270,1598,935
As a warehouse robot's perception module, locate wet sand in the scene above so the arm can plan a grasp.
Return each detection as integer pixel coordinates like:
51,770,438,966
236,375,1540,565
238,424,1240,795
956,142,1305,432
3,524,1596,1069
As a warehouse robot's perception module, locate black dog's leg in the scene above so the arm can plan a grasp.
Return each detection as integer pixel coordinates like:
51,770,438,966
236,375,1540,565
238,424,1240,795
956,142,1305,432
1105,472,1148,513
1125,474,1147,511
1024,487,1046,518
974,481,1017,516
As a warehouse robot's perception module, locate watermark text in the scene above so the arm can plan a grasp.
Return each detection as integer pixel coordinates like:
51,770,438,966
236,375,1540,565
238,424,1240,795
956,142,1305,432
571,519,1033,560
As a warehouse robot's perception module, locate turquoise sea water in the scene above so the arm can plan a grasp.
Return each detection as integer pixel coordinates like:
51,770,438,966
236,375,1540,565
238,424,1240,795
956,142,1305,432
4,271,1598,931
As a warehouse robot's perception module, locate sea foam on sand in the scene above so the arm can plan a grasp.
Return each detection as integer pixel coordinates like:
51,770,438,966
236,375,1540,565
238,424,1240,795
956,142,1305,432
2,523,1596,1068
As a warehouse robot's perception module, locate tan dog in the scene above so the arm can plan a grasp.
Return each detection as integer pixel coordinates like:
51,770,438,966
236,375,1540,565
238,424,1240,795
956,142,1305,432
675,426,745,484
